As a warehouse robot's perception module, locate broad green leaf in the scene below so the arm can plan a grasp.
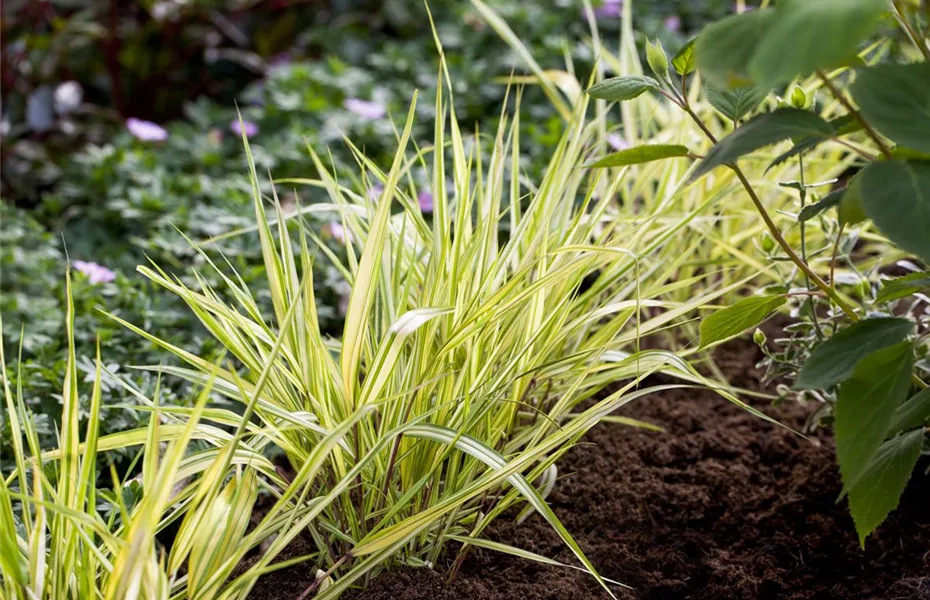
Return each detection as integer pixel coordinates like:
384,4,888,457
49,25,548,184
646,39,669,79
851,63,930,154
847,429,922,546
838,173,867,225
796,317,913,389
705,85,767,122
672,39,696,76
858,160,930,263
699,295,786,349
689,109,833,182
749,0,886,87
767,114,862,172
888,387,930,434
586,76,660,102
876,271,930,304
584,144,690,168
798,188,844,223
695,9,775,88
835,342,914,493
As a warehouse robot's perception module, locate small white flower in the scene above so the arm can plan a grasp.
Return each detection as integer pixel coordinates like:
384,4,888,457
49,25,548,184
54,81,83,115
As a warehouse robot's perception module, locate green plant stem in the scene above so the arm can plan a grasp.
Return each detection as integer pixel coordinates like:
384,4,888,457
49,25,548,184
816,70,892,160
680,102,860,322
893,1,930,61
798,154,825,339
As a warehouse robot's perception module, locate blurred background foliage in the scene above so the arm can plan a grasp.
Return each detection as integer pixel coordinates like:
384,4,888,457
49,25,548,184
0,0,738,462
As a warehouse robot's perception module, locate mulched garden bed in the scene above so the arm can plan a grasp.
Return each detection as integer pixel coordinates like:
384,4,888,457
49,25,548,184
253,338,930,600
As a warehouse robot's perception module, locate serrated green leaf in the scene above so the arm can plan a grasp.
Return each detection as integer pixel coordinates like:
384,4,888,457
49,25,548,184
889,386,930,435
586,76,660,102
696,9,775,88
858,160,930,263
847,429,922,546
699,295,786,349
705,85,767,122
798,188,844,222
851,63,930,154
689,109,833,182
796,317,913,389
835,342,914,495
876,271,930,304
748,0,886,87
672,39,696,76
584,144,690,168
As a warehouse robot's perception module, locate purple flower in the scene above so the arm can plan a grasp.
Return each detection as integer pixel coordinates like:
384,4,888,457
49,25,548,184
229,119,259,137
367,183,385,202
417,190,434,214
606,133,629,151
344,98,386,120
268,52,292,73
592,0,622,19
664,15,682,32
126,117,168,142
323,221,349,244
73,261,116,285
734,2,753,13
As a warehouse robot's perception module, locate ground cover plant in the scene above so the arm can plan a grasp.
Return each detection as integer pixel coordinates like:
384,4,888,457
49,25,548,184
0,0,739,467
0,53,762,599
106,49,766,592
5,1,930,598
583,0,930,544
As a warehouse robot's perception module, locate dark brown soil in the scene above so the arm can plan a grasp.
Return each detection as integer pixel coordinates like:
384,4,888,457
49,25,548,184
252,338,930,599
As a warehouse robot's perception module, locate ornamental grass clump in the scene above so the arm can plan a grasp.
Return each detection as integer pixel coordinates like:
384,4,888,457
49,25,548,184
103,55,753,594
0,276,271,599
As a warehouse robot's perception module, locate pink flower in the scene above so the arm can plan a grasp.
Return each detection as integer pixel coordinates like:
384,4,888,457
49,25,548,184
367,183,385,202
592,0,622,19
607,133,629,151
664,15,681,32
344,98,386,120
417,190,434,214
73,261,116,285
126,117,168,142
323,221,349,244
268,52,292,73
230,119,259,137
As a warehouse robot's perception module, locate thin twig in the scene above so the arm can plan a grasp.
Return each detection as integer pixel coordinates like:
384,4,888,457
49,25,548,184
680,85,858,321
296,554,351,600
893,1,930,61
816,70,892,159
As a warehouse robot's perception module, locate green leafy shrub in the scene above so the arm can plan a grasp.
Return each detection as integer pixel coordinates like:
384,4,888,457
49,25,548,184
586,0,930,544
